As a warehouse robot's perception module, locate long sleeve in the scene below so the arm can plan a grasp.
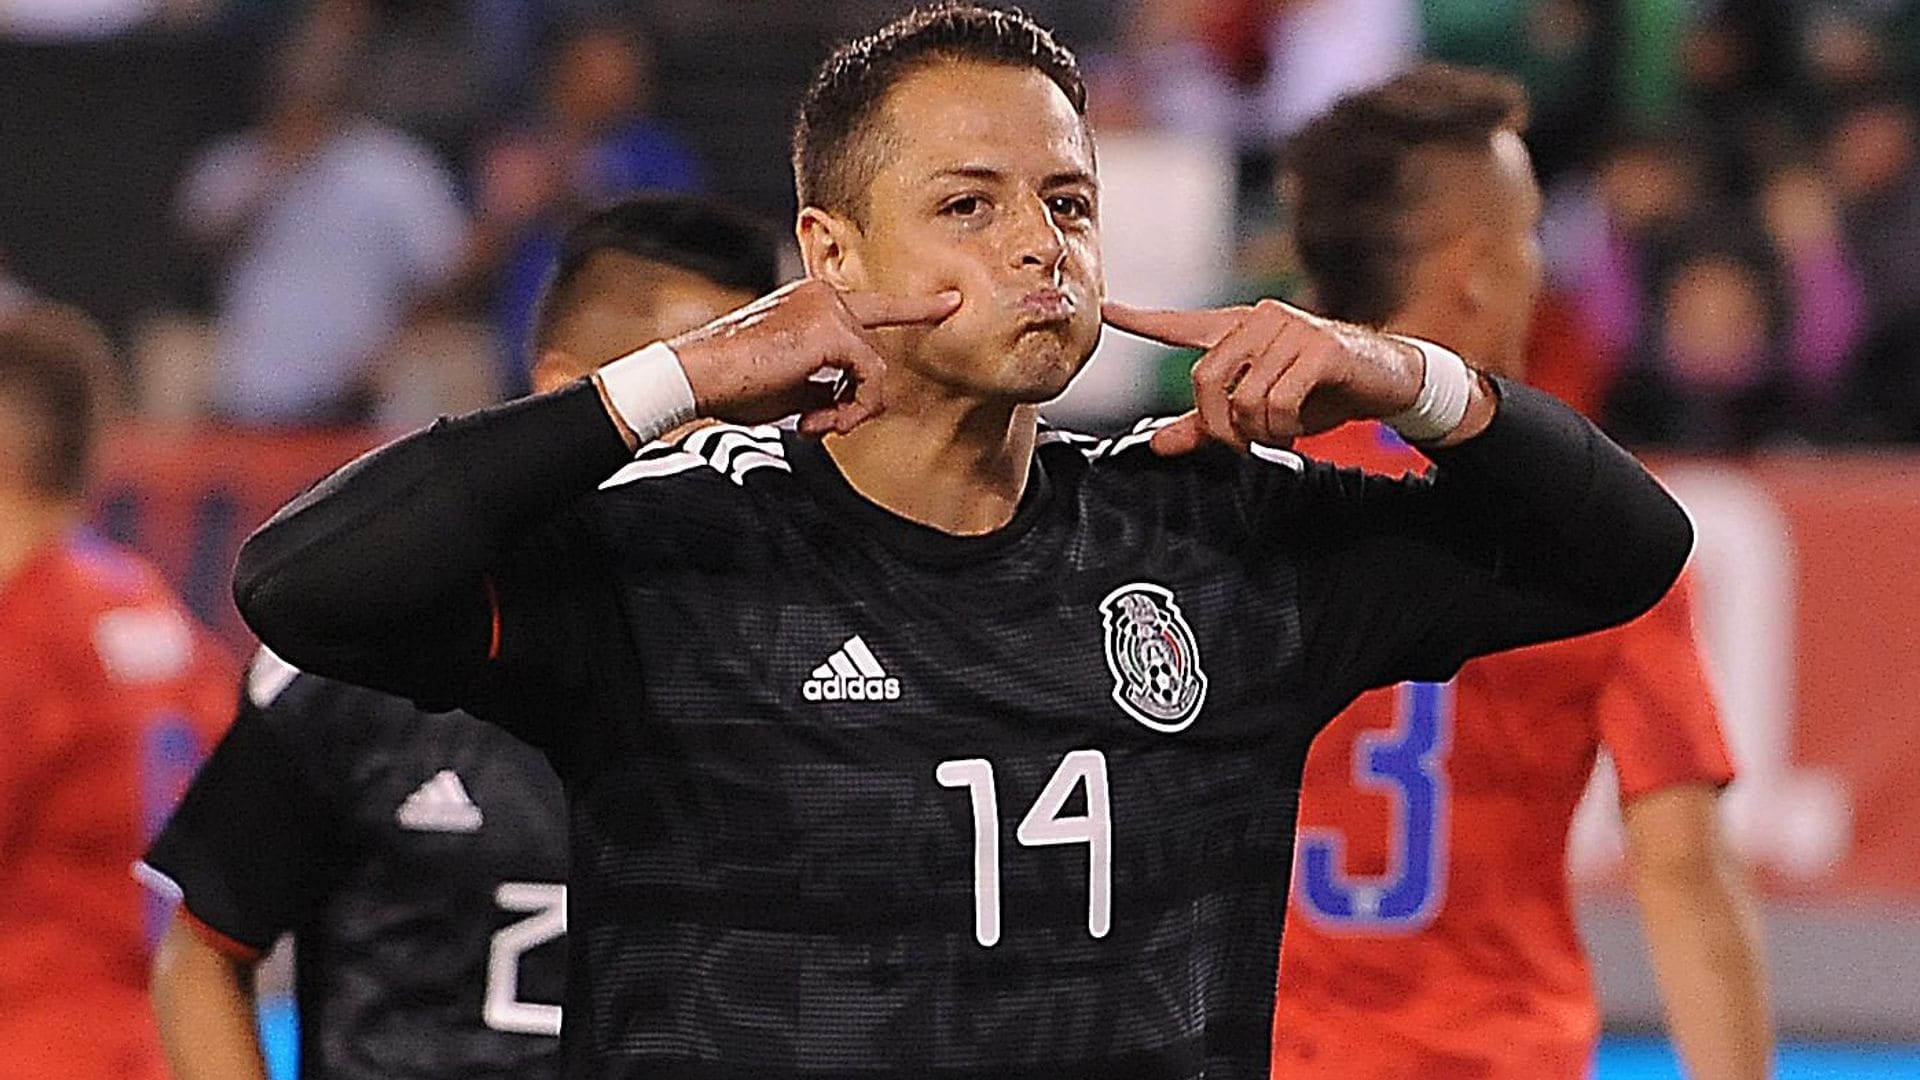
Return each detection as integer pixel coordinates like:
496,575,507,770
1276,378,1694,719
232,380,634,702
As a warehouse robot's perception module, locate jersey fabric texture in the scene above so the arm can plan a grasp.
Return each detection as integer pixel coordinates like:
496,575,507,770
229,376,1693,1080
144,652,568,1080
1271,422,1735,1078
0,530,235,1080
442,417,1627,1080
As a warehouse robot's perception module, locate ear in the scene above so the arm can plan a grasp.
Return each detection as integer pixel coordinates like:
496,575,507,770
796,207,866,289
531,349,587,396
1439,232,1492,315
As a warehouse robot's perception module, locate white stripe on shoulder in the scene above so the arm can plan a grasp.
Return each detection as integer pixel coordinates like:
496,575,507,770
601,422,790,490
1249,443,1304,470
131,860,183,901
1087,416,1183,460
247,646,301,707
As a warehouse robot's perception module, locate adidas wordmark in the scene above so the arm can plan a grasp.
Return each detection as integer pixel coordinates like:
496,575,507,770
803,635,901,702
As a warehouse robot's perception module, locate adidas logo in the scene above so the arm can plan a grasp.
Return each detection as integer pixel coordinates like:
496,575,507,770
803,636,901,702
396,769,484,833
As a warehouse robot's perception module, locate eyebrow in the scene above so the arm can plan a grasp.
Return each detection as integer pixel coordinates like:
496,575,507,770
925,165,1097,188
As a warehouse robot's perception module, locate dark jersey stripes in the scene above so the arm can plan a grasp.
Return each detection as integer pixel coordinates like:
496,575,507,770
443,417,1550,1079
144,653,567,1080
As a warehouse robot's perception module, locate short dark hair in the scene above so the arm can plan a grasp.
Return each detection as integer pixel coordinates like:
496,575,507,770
793,4,1086,219
1287,65,1529,325
0,302,116,498
532,194,782,352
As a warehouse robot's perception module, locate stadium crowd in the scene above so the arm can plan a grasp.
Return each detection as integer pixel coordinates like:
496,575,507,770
3,0,1920,447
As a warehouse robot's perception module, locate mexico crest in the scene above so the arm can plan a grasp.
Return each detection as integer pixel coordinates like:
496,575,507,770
1099,582,1208,732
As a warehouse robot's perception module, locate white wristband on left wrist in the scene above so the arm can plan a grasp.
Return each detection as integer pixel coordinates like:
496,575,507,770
1382,335,1473,443
595,341,699,446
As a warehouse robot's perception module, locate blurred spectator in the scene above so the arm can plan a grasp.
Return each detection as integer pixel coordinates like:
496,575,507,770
1823,87,1920,440
1547,126,1710,373
476,20,705,395
175,8,466,425
1121,0,1417,143
1422,0,1620,177
1758,162,1870,431
1607,228,1795,450
0,302,233,1079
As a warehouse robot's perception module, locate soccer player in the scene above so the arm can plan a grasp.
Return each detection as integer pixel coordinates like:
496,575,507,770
231,7,1694,1078
143,195,782,1080
0,302,235,1079
1272,67,1772,1079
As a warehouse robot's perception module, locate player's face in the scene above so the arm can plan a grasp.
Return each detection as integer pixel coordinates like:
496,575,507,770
534,252,759,393
836,61,1104,403
1478,130,1544,378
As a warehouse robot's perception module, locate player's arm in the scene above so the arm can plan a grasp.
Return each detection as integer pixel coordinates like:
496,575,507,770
1623,785,1773,1080
1104,299,1691,696
144,662,335,1078
1601,586,1772,1079
151,911,268,1080
233,282,957,703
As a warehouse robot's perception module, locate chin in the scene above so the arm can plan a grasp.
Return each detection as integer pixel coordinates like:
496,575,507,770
1003,325,1099,402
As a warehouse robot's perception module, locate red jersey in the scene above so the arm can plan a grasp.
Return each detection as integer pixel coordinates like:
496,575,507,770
1271,424,1734,1079
0,530,235,1079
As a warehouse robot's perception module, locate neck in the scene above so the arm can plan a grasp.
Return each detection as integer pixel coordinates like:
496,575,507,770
0,491,73,592
823,377,1039,536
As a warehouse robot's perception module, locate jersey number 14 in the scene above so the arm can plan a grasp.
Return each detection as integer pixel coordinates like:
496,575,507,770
937,750,1111,948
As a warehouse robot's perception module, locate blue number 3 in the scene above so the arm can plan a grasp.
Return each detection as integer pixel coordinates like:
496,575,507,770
1298,681,1453,931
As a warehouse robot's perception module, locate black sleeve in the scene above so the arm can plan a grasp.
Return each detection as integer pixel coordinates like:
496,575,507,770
143,670,344,953
1263,378,1693,720
232,380,636,714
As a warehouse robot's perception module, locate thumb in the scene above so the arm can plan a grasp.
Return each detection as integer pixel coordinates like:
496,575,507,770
1149,412,1210,456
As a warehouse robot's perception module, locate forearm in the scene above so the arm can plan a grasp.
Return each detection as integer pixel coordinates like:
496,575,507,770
1636,868,1773,1079
233,380,632,686
151,917,269,1080
1424,378,1693,644
1626,789,1774,1080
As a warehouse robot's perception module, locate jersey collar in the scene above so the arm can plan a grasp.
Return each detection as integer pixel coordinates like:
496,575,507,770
784,431,1056,566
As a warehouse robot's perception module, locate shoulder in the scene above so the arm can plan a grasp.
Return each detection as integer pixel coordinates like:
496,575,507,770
49,535,215,686
240,647,433,748
1043,417,1307,474
597,420,796,494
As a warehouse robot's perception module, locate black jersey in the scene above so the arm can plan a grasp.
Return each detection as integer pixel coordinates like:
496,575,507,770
234,379,1691,1080
143,651,567,1080
429,417,1579,1079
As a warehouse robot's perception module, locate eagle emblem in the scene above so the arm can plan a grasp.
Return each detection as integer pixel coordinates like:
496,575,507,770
1099,582,1208,732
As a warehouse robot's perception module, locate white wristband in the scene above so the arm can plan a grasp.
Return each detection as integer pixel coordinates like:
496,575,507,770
1382,335,1473,443
595,341,698,445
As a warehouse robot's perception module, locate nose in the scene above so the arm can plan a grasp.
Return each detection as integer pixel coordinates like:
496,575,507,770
1010,194,1067,284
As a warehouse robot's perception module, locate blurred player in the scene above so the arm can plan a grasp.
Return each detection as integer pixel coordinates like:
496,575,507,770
229,7,1693,1077
1272,66,1772,1079
0,303,235,1079
143,195,782,1080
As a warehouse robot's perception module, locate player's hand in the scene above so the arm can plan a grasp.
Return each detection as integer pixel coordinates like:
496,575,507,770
669,280,961,437
1102,298,1427,456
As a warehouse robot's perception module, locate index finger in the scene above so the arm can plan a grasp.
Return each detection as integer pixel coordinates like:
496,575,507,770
1100,301,1245,350
840,289,962,329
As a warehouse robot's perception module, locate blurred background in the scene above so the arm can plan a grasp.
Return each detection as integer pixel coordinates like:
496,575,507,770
1,1,1917,1077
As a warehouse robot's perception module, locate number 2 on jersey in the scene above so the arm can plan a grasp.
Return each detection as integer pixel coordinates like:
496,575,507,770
1298,681,1453,930
485,882,566,1036
937,750,1112,948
